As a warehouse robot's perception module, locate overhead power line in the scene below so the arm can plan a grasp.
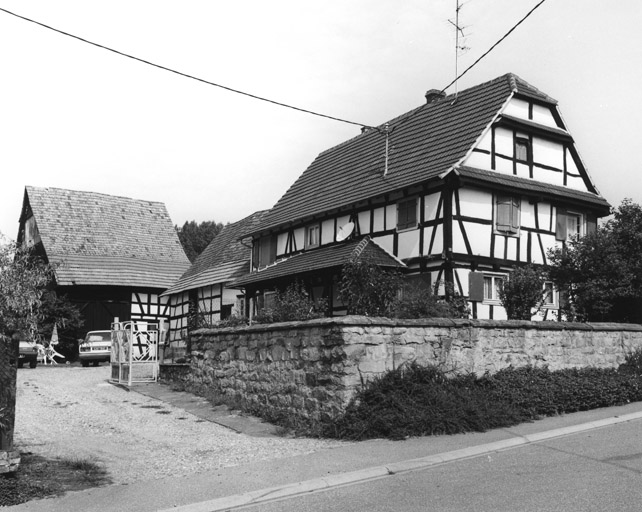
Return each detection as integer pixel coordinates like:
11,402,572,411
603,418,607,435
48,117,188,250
0,6,372,129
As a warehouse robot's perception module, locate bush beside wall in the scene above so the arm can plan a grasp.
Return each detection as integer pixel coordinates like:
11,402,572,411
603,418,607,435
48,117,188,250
160,317,642,429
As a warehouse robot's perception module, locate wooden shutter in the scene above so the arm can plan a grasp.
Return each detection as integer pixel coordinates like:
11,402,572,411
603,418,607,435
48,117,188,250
252,239,260,269
555,208,567,241
468,272,484,302
586,213,597,235
397,199,417,230
496,195,515,233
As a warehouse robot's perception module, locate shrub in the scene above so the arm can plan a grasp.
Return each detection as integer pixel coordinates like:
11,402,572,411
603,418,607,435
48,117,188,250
324,363,642,441
339,257,401,316
499,265,546,320
254,281,327,323
394,281,469,319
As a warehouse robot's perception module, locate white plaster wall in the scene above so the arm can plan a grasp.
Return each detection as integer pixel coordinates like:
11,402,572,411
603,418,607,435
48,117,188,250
503,97,530,119
424,192,441,222
358,211,371,235
467,223,492,256
277,232,288,256
533,138,564,169
532,166,564,187
373,207,385,232
464,151,490,169
458,188,492,220
373,234,394,255
397,230,420,259
425,225,443,255
495,127,513,157
532,104,557,127
293,227,305,249
385,205,396,230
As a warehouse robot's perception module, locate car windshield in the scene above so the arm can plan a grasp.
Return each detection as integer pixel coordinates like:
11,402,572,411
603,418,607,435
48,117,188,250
86,332,111,342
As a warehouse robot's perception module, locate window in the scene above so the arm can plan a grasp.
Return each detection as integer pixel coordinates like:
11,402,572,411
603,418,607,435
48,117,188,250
253,235,277,268
515,137,531,162
397,198,418,231
495,195,520,235
556,209,584,241
305,224,320,249
483,274,505,303
542,281,557,307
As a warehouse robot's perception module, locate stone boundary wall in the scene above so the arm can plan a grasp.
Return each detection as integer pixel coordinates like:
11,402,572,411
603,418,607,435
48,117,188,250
160,317,642,426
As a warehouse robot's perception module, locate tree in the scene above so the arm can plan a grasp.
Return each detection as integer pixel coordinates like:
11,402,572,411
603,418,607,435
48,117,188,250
339,258,401,317
0,241,53,342
176,220,225,262
499,265,547,320
394,281,469,319
548,199,642,322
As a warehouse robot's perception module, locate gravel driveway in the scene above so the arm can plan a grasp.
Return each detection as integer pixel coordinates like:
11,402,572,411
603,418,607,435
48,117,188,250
14,366,343,485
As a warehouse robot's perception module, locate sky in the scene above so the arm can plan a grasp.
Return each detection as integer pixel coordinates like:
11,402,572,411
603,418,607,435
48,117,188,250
1,0,641,241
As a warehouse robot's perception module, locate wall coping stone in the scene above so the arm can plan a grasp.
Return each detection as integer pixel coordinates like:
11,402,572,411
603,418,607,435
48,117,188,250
191,317,642,337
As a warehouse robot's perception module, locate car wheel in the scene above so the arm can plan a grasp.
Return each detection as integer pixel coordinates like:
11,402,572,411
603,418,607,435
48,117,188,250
29,360,37,369
81,361,89,367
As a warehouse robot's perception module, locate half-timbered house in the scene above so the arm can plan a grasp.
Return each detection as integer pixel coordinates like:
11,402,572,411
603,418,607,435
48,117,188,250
162,211,267,343
17,186,190,334
231,73,611,320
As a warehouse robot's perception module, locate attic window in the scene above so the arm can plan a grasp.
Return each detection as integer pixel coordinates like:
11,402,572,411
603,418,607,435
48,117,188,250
305,224,320,249
515,137,531,162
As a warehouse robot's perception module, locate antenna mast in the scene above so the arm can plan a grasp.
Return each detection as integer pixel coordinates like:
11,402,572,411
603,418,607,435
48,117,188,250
448,0,469,100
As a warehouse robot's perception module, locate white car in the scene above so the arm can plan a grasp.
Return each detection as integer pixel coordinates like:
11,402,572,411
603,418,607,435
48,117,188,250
78,330,112,367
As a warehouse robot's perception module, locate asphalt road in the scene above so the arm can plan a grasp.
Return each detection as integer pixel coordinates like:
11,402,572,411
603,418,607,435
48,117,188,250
246,419,642,512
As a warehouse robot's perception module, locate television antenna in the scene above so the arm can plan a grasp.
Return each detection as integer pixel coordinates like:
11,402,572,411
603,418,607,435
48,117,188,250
448,0,470,102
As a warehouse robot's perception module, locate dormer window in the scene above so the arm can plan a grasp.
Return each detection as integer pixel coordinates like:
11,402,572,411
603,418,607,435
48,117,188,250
305,224,320,249
515,137,531,162
397,198,418,231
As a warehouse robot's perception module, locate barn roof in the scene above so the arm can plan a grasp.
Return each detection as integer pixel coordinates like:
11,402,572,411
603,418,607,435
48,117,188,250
245,73,607,236
22,186,190,288
163,210,268,296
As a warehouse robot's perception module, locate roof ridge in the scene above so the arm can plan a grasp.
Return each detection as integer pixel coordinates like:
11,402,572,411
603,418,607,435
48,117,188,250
26,185,165,206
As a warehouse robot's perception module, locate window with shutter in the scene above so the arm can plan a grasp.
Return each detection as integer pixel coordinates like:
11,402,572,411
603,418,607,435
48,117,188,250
495,195,520,235
515,137,531,162
397,198,418,231
556,208,583,241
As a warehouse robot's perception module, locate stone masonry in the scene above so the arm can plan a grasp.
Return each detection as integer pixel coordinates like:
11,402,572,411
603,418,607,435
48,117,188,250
161,317,642,427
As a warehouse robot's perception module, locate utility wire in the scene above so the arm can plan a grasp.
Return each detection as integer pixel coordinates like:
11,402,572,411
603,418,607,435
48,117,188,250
0,6,373,129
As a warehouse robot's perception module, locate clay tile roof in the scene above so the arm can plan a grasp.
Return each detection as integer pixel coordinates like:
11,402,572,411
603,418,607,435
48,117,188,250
229,236,406,288
248,73,560,236
23,186,190,288
163,210,268,296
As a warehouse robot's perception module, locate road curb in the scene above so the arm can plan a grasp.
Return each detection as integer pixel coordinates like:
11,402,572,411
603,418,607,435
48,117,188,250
158,410,642,512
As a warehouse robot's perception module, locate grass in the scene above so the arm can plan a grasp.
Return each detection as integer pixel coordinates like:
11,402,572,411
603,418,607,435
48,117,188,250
0,452,111,507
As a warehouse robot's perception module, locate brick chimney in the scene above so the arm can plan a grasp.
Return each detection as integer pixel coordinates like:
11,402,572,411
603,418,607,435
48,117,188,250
425,89,446,103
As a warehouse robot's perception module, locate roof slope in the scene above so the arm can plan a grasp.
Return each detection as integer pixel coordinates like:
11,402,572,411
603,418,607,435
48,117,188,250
231,236,406,288
250,73,603,235
24,186,190,288
163,211,268,296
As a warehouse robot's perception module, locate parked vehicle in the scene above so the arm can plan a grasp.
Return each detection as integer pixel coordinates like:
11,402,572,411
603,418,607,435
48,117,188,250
18,341,39,368
78,330,112,367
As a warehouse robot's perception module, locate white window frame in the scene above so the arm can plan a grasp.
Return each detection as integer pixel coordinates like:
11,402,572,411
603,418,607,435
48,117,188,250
565,211,584,240
542,281,558,308
305,224,320,249
483,273,505,304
